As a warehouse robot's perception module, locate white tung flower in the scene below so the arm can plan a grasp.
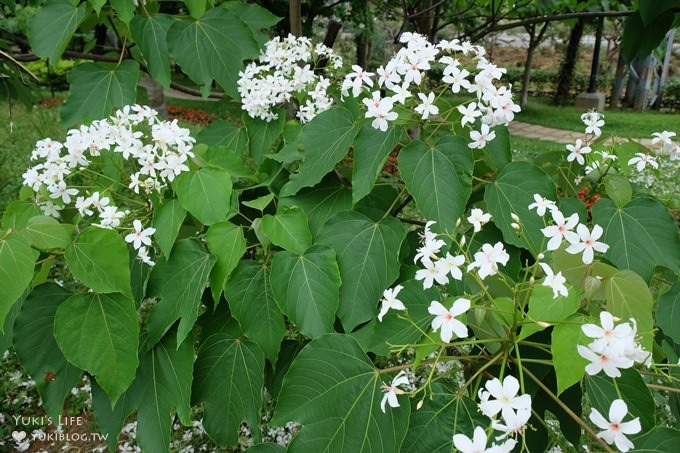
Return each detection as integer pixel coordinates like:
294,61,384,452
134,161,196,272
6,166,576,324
124,219,156,250
589,399,641,452
528,194,557,217
467,208,491,232
428,298,471,343
453,426,517,453
377,285,405,322
380,370,409,413
467,242,509,280
565,224,609,265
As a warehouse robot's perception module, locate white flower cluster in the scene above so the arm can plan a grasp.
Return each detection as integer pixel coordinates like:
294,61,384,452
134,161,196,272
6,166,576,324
577,311,650,378
378,218,510,343
479,375,533,440
22,105,195,265
344,32,520,147
569,113,679,179
237,34,342,123
413,219,509,289
529,194,609,265
452,375,533,452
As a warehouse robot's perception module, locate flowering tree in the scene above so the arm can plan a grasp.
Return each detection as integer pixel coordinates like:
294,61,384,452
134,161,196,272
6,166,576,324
2,12,680,453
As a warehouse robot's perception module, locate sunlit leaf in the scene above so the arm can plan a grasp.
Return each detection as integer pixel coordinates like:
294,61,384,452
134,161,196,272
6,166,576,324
173,167,232,226
64,227,131,295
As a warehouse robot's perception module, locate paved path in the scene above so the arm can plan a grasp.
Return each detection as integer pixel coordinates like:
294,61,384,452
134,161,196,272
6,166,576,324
509,120,655,147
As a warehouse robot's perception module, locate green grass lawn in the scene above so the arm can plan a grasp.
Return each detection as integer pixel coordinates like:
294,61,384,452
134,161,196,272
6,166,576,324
0,101,63,211
517,96,680,138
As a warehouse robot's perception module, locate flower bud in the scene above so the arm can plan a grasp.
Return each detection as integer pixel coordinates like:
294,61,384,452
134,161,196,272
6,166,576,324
455,217,462,227
529,276,535,285
459,235,466,246
583,276,602,299
510,222,520,231
511,212,520,223
536,321,551,328
537,253,545,261
416,399,425,410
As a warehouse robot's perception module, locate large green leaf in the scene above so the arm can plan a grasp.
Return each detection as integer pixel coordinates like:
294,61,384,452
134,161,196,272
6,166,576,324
585,368,655,434
353,279,439,356
485,125,512,171
280,107,359,197
398,136,473,234
592,198,680,282
270,245,341,338
634,427,680,452
318,211,406,331
0,235,37,329
91,380,137,452
550,247,618,302
352,124,401,205
623,10,675,61
146,239,216,347
54,292,139,405
402,383,486,452
261,207,313,255
64,226,131,295
111,0,135,24
152,199,186,258
272,334,410,452
604,270,654,351
61,61,140,127
0,294,23,354
551,315,591,395
222,1,281,46
22,215,72,250
484,161,556,255
519,285,580,340
279,182,352,237
130,14,174,88
657,284,680,344
134,330,194,453
13,284,82,421
224,260,285,364
244,112,285,164
167,7,260,98
193,318,265,447
206,221,246,303
195,120,248,153
173,167,232,226
1,200,41,231
28,0,87,65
